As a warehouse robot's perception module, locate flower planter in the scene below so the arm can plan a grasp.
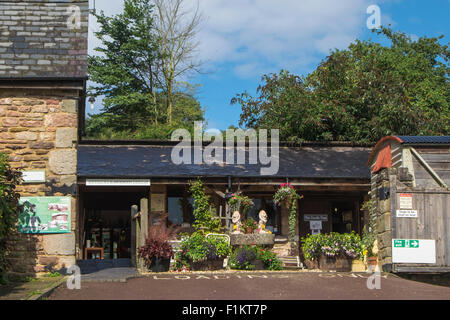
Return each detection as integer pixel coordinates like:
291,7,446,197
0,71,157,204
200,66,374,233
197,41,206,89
368,256,377,266
190,258,224,271
351,259,366,272
252,259,265,270
304,259,319,269
319,255,352,272
230,233,275,246
149,257,171,272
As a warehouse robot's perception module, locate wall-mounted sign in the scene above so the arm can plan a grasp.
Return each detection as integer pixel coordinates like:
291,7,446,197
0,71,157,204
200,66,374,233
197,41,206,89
18,197,71,234
392,239,436,264
22,170,46,183
396,210,418,218
309,220,322,230
86,179,151,186
304,214,328,221
399,193,413,209
151,194,165,212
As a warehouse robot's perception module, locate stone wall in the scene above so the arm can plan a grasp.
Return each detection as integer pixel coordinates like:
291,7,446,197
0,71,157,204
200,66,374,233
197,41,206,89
0,0,89,77
373,168,393,269
1,88,78,276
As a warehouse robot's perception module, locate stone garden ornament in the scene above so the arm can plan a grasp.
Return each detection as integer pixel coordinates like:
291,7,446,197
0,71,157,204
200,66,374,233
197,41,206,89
231,211,243,234
258,210,269,234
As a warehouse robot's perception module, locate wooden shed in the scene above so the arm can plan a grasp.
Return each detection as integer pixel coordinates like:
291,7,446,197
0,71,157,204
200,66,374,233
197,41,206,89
368,136,450,273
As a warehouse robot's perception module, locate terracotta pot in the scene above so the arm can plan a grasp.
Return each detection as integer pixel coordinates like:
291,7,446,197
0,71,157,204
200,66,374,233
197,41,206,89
368,256,377,266
246,227,253,234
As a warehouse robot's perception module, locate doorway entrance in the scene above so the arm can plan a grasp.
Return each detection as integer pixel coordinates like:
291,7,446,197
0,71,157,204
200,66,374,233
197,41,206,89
78,187,149,272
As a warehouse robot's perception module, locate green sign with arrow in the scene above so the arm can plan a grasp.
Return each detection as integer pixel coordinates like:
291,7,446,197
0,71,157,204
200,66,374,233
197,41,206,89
393,239,419,248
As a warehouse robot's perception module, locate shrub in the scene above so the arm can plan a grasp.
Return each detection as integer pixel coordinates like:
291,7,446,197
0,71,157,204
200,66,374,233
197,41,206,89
301,232,363,261
171,232,231,271
138,219,180,268
0,152,21,284
189,180,221,234
229,245,283,271
229,246,258,270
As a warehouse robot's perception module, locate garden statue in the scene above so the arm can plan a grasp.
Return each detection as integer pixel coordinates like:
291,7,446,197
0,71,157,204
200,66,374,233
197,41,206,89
257,210,269,234
231,211,243,234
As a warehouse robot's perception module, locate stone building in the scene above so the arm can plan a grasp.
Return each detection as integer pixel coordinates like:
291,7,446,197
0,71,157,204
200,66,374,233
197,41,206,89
0,0,88,277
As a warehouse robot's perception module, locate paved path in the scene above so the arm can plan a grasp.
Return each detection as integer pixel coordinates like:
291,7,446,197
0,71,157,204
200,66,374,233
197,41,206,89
49,272,450,300
81,267,138,282
0,276,64,300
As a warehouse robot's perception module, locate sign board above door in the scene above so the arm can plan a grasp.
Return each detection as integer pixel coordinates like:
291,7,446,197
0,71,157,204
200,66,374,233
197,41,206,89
86,179,151,187
304,214,328,221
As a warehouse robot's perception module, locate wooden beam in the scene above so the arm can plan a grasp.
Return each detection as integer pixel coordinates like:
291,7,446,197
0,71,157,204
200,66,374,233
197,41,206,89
410,147,449,189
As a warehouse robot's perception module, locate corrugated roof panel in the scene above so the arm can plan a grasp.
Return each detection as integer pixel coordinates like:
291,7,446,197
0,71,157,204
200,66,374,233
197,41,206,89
396,136,450,144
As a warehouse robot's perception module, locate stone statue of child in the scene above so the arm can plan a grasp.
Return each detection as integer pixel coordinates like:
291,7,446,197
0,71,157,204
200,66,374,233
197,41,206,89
231,211,242,234
258,210,269,233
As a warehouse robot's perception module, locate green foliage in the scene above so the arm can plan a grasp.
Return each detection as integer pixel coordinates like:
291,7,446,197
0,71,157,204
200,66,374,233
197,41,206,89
273,183,303,253
301,232,364,261
171,232,231,271
241,217,258,233
188,180,221,234
232,28,449,143
0,153,21,280
228,193,254,215
361,198,377,257
228,245,283,271
87,0,204,139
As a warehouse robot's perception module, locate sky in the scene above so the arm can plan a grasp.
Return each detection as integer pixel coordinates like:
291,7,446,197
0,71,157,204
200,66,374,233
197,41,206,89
87,0,450,130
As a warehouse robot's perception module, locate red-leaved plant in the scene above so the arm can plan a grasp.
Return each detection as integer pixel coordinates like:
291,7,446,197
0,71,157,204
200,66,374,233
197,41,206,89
138,215,181,268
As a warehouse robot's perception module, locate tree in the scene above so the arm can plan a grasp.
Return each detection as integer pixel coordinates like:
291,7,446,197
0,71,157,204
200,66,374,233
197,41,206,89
88,0,160,131
153,0,203,124
232,28,450,143
0,153,21,283
87,0,205,140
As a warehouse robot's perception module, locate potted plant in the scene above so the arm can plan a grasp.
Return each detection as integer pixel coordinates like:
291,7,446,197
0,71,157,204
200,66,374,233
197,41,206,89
242,217,258,234
172,232,231,271
138,220,180,272
301,232,363,271
362,230,378,266
228,245,283,271
274,182,303,255
228,193,254,217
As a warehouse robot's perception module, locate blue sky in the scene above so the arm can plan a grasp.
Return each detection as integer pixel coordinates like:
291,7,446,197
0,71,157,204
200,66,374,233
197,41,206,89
87,0,449,130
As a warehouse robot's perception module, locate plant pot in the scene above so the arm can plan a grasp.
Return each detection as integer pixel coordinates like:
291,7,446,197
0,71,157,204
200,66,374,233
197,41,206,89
252,259,265,270
190,258,224,271
304,259,319,269
351,259,366,272
246,227,253,234
368,256,377,266
149,257,171,272
319,255,352,272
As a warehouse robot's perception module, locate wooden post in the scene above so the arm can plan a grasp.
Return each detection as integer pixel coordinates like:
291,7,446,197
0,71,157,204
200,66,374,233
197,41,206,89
130,205,138,268
139,198,149,270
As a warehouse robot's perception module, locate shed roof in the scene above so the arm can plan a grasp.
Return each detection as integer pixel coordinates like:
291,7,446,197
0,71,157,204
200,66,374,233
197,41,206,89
77,144,371,180
397,136,450,145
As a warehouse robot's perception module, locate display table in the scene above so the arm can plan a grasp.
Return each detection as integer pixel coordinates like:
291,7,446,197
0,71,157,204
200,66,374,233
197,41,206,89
84,247,104,260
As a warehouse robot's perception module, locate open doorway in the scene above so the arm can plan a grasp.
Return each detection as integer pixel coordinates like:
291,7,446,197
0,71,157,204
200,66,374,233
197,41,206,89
81,189,148,261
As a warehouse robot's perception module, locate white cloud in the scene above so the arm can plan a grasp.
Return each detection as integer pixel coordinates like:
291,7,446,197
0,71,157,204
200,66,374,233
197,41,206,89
88,0,382,78
194,0,375,77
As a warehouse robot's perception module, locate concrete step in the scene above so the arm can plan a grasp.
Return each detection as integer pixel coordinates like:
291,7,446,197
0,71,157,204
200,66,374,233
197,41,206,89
77,259,131,274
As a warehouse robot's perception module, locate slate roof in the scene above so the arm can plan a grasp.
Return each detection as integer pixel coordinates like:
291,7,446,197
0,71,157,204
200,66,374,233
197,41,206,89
78,144,371,180
396,136,450,145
